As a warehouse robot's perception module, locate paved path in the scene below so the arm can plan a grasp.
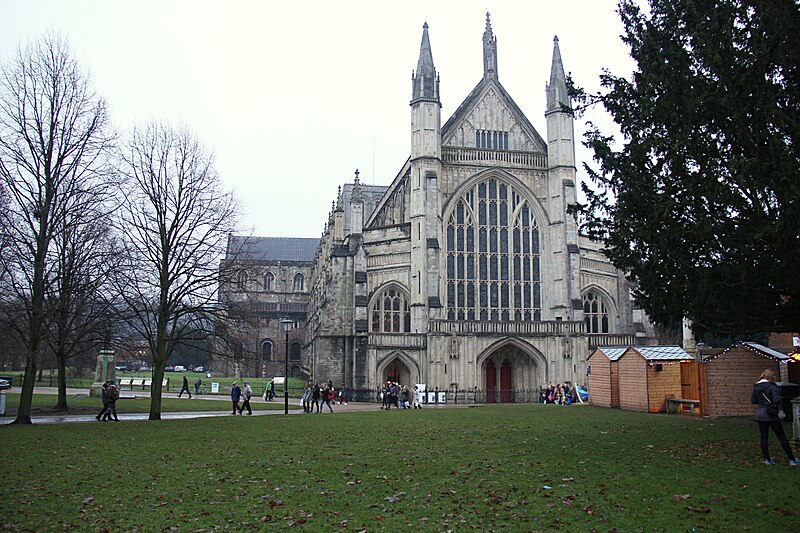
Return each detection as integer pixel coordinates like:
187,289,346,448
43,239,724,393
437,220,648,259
1,387,463,425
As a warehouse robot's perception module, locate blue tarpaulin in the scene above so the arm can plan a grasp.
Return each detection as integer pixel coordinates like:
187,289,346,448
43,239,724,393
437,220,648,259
576,385,588,401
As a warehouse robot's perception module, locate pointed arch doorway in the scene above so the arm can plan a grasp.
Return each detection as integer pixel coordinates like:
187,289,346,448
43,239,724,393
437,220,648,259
384,359,412,388
482,341,544,403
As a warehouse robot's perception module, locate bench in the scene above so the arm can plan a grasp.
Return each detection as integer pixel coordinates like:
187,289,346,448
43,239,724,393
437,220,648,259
667,397,700,416
118,378,133,390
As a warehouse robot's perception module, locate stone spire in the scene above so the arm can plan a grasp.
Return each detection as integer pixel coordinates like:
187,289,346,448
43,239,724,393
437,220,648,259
483,12,498,80
411,22,439,103
546,36,571,112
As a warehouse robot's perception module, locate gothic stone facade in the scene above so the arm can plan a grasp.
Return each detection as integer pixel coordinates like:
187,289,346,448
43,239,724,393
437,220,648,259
301,17,652,399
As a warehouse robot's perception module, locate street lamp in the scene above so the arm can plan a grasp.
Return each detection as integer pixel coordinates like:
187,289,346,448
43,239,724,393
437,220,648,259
280,317,293,415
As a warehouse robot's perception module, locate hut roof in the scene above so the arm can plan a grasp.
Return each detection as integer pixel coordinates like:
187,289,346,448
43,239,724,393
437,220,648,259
703,341,792,363
627,345,691,361
589,346,627,361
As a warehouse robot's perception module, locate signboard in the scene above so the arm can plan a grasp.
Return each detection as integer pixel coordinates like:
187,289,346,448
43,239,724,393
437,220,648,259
437,391,446,404
211,382,219,394
426,391,436,404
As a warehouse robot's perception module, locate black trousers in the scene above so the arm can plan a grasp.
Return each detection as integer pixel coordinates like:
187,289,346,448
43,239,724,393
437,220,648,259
758,420,795,460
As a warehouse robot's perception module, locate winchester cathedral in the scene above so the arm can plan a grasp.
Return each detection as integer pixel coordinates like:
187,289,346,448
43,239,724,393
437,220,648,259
217,16,654,400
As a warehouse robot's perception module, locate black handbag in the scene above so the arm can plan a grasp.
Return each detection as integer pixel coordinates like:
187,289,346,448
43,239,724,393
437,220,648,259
762,392,786,420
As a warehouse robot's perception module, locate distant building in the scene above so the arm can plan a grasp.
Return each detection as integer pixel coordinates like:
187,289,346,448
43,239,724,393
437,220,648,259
218,15,655,398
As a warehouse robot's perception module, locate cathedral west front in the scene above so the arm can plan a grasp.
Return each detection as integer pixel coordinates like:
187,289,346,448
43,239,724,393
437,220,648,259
218,15,653,401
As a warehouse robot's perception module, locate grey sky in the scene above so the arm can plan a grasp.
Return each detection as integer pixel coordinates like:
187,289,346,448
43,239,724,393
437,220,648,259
1,0,634,237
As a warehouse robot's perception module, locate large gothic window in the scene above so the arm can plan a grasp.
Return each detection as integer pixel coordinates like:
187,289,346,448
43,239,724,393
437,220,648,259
293,273,304,291
583,291,610,333
264,272,275,291
370,287,411,333
446,177,541,321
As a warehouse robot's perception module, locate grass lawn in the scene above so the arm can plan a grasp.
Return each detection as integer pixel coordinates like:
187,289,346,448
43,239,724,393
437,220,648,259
2,392,300,416
2,404,797,531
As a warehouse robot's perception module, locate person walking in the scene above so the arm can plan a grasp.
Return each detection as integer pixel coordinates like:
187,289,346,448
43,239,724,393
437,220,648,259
178,375,192,398
194,376,202,395
319,382,334,413
102,380,120,421
231,382,242,415
96,379,111,421
413,385,423,409
239,381,253,415
311,383,321,413
302,382,313,413
751,369,798,465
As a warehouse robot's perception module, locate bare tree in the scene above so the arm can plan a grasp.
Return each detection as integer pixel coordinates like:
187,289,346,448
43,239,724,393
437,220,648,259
117,122,239,420
46,214,120,410
0,33,115,424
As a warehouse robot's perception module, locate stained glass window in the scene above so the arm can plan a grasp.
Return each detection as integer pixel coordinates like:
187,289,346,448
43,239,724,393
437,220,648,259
583,292,610,333
446,177,541,321
370,287,411,333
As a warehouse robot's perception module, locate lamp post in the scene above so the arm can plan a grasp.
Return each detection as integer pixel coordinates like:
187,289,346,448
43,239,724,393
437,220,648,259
280,317,293,415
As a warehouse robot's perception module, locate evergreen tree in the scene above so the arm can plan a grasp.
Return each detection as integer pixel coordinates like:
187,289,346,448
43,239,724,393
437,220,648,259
574,0,800,337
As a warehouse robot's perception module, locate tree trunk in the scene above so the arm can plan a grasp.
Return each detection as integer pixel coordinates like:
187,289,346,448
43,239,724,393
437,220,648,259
54,355,68,410
11,356,36,424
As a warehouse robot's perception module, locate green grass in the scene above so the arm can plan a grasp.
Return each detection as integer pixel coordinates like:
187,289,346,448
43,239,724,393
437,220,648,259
2,405,797,531
2,392,300,415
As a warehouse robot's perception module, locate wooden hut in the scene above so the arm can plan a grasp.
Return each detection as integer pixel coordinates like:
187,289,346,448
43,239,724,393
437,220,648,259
617,346,690,413
699,342,794,418
587,347,626,408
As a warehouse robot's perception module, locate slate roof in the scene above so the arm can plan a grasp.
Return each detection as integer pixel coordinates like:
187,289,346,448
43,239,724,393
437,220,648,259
704,341,792,363
226,236,318,263
628,345,691,361
596,347,627,361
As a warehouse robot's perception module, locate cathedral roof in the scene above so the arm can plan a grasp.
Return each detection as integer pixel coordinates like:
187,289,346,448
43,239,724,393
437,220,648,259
226,236,318,263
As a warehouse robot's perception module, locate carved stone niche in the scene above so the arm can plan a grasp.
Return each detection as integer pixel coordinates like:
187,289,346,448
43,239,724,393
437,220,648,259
449,333,459,359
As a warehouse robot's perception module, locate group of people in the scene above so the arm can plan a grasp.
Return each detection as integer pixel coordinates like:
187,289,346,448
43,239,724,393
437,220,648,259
540,383,578,405
378,381,424,409
301,381,345,413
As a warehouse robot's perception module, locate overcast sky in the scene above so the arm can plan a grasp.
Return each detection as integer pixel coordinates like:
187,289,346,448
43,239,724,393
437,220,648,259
2,1,635,238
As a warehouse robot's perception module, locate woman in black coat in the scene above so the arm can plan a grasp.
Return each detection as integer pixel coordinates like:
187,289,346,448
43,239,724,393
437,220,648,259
750,369,798,466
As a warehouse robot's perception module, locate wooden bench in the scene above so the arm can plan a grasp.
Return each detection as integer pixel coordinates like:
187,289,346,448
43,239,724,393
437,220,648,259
667,397,700,416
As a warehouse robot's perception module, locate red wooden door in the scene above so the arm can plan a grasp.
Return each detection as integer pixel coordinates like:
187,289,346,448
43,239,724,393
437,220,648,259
500,361,512,402
486,362,496,403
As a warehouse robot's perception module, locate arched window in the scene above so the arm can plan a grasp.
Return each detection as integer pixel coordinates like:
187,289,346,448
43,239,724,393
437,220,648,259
446,177,541,321
293,273,304,291
583,291,610,333
261,340,273,361
236,270,248,291
290,341,301,361
370,287,411,333
264,272,275,291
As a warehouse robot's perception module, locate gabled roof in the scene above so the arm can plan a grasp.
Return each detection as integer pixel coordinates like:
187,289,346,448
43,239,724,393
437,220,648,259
591,347,627,361
626,345,691,361
226,236,318,263
441,78,547,153
704,341,792,363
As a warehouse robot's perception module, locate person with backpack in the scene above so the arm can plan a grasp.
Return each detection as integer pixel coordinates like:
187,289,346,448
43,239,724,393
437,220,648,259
96,378,111,421
103,380,120,421
311,383,321,413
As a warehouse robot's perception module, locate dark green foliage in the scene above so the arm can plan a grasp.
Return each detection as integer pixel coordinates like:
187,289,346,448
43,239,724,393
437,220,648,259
572,0,800,337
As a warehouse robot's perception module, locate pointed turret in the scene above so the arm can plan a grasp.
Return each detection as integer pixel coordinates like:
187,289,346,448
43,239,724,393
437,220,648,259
483,12,498,80
350,169,364,235
546,36,570,112
411,22,440,104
